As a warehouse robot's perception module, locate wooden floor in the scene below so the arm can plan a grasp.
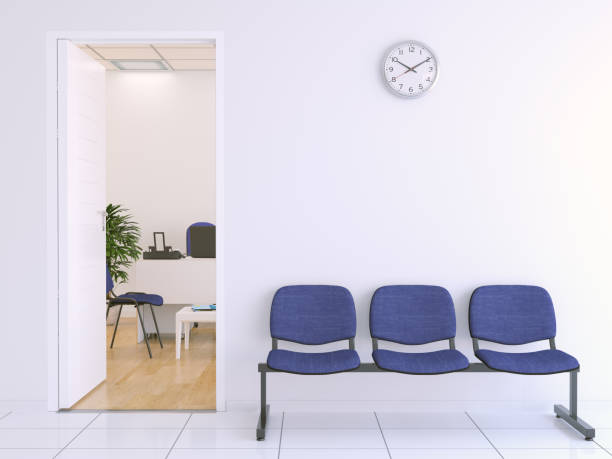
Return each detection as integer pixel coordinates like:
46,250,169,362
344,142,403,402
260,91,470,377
72,317,215,410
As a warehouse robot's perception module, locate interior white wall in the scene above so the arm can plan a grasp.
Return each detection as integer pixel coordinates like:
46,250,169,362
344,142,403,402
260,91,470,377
1,0,611,404
106,71,216,307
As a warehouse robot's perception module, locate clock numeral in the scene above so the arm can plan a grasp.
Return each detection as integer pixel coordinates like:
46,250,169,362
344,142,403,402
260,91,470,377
409,46,415,53
428,66,433,72
418,84,423,90
391,77,396,82
388,66,393,72
408,86,413,93
426,77,431,82
391,57,398,62
398,49,404,55
399,84,403,89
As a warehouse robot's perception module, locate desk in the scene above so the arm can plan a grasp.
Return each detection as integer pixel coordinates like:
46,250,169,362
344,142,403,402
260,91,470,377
175,306,217,359
138,304,191,342
127,257,215,304
125,257,216,342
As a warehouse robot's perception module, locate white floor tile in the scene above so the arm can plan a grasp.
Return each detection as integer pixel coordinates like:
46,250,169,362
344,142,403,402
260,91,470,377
280,449,389,459
390,450,501,459
169,449,279,458
0,401,48,413
281,428,385,449
0,451,59,459
283,412,378,429
0,429,79,448
500,449,611,459
175,428,281,449
483,428,600,449
187,411,282,429
67,428,179,449
384,428,492,449
0,412,98,429
89,412,189,429
377,411,474,429
578,402,612,429
57,449,169,458
468,411,572,429
593,428,612,449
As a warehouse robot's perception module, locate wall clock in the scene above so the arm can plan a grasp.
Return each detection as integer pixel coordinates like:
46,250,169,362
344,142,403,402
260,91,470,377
383,41,439,98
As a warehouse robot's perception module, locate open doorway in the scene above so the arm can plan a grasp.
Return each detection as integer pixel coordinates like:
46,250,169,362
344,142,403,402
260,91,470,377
46,32,225,412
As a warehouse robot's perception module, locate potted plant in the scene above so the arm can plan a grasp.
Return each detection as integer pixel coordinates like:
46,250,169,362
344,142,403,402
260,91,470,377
106,203,142,286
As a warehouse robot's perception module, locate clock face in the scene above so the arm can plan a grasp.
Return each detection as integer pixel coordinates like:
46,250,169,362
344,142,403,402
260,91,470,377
383,41,439,98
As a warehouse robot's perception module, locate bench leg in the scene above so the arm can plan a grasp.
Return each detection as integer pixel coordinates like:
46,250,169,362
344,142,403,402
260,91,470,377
256,371,269,441
554,370,595,440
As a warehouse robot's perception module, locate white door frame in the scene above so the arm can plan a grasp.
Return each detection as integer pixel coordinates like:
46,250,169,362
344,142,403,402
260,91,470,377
46,30,225,412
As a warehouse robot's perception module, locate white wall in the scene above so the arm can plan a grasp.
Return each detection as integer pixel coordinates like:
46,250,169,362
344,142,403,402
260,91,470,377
106,71,216,306
1,0,612,404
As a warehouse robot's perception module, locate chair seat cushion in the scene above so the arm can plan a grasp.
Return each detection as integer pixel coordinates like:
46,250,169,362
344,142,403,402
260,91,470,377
372,349,469,374
476,349,579,374
267,349,360,374
115,293,164,306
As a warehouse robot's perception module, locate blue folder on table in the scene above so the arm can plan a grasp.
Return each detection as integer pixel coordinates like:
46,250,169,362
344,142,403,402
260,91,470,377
192,304,216,311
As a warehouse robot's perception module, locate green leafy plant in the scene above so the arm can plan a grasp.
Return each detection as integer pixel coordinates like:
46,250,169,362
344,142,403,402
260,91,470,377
106,203,142,285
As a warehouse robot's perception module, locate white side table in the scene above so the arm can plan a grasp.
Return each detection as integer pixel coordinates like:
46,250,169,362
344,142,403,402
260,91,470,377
175,306,217,359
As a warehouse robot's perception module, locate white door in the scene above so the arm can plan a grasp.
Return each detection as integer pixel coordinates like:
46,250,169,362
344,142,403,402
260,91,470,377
57,40,107,408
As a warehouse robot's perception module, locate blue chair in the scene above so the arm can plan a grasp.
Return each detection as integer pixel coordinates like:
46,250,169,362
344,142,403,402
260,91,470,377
370,285,469,374
186,222,215,258
106,266,164,358
266,285,361,374
469,285,579,374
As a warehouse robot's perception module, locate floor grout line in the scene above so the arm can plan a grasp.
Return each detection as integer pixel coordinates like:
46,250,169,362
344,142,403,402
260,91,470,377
277,411,285,459
374,411,393,459
592,439,612,456
164,412,192,459
53,411,101,458
465,411,504,459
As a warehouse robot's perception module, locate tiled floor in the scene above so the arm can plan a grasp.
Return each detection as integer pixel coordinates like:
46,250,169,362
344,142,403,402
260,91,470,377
0,403,610,458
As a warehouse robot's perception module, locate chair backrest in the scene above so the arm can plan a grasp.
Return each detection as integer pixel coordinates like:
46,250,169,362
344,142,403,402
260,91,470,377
370,285,456,345
270,285,356,345
106,265,114,294
469,285,556,345
186,222,215,256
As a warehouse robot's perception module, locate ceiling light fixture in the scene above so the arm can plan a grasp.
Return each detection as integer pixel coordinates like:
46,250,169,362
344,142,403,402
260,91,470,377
111,60,170,71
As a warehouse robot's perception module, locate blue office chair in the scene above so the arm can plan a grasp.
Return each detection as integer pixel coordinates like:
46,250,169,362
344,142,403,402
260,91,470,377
186,222,215,257
266,285,361,374
469,285,579,374
370,285,470,374
106,266,164,358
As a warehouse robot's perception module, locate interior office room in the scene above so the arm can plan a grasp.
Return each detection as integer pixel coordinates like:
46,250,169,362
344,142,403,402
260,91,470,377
73,42,217,410
0,1,611,458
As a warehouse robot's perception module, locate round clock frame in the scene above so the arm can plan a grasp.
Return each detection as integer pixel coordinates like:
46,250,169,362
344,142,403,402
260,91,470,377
382,40,439,98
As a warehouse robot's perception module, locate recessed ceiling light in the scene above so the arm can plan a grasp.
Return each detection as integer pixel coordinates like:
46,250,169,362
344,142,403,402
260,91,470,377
111,60,170,71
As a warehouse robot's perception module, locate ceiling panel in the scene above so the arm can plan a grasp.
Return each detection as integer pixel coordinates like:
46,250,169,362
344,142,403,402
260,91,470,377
78,46,103,60
77,43,216,71
155,46,216,60
98,60,118,70
92,46,159,60
167,60,216,70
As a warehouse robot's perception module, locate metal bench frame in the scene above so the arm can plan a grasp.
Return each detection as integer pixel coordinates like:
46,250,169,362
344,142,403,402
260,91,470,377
256,337,595,441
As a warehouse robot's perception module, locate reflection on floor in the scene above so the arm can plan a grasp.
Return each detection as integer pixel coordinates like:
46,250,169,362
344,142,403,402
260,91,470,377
72,317,215,410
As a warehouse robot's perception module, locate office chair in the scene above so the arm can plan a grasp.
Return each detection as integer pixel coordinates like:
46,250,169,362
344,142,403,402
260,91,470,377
106,266,164,358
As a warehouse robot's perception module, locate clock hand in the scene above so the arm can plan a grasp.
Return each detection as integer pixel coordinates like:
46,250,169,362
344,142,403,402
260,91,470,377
410,57,432,71
395,69,412,79
395,59,417,73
